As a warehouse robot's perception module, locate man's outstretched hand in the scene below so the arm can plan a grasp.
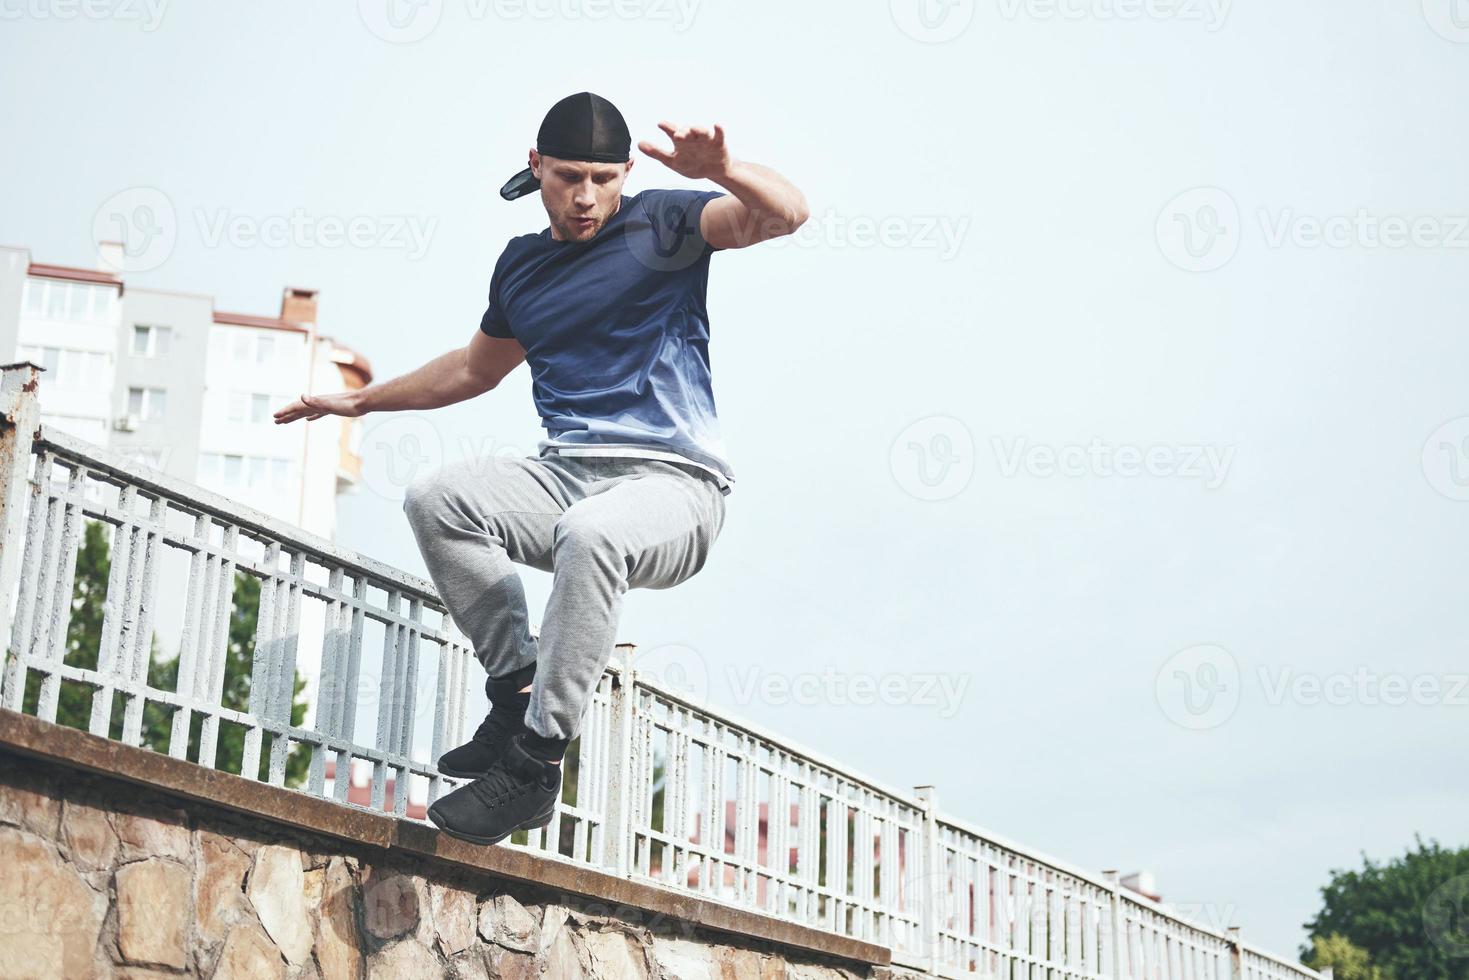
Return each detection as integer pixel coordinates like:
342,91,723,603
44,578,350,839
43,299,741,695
273,391,364,424
638,122,732,181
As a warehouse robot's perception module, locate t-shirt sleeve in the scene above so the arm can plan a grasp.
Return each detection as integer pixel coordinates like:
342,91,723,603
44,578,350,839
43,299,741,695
478,247,514,339
640,188,727,261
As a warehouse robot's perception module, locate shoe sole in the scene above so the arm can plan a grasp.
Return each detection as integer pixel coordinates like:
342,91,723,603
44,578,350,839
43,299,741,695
437,763,491,779
425,802,557,847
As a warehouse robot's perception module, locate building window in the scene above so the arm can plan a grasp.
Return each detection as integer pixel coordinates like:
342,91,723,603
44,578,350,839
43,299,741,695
257,335,275,364
199,452,294,492
132,324,172,357
18,345,109,390
22,279,116,323
22,280,44,316
226,390,277,424
126,386,166,421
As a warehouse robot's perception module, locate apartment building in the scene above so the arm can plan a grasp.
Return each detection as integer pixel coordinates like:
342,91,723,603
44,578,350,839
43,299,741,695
0,242,375,716
0,242,372,540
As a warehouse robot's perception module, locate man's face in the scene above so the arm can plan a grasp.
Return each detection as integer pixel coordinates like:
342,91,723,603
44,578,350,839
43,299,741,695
532,151,632,241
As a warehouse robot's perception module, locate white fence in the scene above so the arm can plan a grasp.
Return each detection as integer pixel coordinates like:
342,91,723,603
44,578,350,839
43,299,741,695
0,362,1323,979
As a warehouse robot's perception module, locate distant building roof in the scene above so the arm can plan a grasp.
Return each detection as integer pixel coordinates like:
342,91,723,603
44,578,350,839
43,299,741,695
28,262,123,288
212,310,310,333
325,340,374,385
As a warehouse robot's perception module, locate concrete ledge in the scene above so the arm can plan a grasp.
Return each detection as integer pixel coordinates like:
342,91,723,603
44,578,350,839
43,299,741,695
0,707,892,969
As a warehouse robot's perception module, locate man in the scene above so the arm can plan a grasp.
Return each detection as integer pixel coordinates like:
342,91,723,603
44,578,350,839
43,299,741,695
273,92,807,846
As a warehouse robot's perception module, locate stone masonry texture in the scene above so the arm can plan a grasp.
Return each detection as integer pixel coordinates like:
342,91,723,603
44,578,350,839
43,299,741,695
0,748,934,980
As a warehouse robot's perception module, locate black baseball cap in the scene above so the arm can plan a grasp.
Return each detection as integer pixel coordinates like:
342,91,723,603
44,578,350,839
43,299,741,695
500,92,632,201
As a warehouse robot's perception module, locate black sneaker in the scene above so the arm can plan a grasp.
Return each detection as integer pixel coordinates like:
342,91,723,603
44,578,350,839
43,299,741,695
437,669,534,779
427,733,561,846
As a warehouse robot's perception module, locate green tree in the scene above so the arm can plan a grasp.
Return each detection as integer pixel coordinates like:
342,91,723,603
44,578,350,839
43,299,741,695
1305,933,1392,980
1303,837,1469,980
25,518,310,786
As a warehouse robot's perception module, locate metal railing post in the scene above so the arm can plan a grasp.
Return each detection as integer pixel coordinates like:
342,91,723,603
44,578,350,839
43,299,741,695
1103,869,1125,980
914,784,940,976
0,362,42,708
1227,925,1242,980
603,642,637,878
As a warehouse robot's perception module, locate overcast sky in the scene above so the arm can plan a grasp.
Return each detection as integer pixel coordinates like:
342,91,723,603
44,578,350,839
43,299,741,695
4,0,1466,959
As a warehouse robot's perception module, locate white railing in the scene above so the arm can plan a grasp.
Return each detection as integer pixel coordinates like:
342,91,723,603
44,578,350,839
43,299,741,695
0,362,1322,980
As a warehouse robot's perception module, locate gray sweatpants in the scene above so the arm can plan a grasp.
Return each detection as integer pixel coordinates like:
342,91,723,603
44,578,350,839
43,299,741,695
402,451,727,741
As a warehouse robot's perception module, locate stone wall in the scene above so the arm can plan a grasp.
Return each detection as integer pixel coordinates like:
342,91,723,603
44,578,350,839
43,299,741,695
0,748,931,979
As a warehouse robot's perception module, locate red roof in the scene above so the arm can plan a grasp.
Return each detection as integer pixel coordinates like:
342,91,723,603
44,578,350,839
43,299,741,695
212,311,309,333
325,340,374,383
323,758,427,821
28,262,123,288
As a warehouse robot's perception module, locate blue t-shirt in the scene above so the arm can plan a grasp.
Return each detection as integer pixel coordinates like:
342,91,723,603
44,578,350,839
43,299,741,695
480,188,734,494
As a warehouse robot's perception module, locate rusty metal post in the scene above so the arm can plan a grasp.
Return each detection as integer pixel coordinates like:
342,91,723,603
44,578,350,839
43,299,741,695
1227,925,1242,980
0,362,42,706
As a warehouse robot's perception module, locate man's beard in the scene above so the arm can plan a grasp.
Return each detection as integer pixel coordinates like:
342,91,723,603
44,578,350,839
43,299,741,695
548,196,621,241
553,211,603,241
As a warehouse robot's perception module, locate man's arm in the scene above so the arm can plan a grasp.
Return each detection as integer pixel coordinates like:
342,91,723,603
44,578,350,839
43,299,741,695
272,329,525,424
637,122,809,250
